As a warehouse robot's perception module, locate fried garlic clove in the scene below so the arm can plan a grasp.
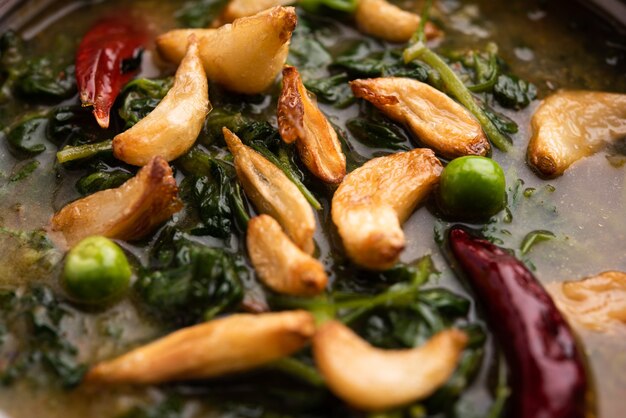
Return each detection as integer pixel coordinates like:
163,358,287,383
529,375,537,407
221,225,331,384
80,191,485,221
50,156,182,248
332,149,442,270
223,128,316,254
248,215,327,296
278,66,346,184
527,90,626,178
355,0,442,43
213,0,295,26
547,271,626,333
113,37,210,166
156,6,296,94
85,311,315,384
313,321,467,411
351,77,490,159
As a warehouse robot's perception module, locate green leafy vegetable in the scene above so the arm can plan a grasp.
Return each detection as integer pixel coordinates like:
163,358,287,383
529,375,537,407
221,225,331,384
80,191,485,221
48,105,112,146
175,0,228,28
135,230,244,325
118,77,173,128
347,105,411,151
182,163,249,238
493,74,537,109
4,115,48,156
334,43,429,81
76,162,133,195
14,60,76,100
117,396,184,418
305,73,354,108
0,286,86,387
9,160,40,182
299,0,359,13
0,31,75,101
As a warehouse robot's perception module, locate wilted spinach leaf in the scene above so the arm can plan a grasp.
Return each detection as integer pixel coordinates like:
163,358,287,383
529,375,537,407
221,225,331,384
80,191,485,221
0,286,86,387
176,0,228,28
47,105,112,146
305,73,354,108
1,31,76,101
493,74,537,109
14,60,76,100
135,231,244,325
118,77,173,128
4,115,48,156
76,162,133,195
346,115,410,151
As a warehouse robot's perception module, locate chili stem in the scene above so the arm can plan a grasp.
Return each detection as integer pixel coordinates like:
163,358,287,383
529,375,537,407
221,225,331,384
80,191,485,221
56,140,113,164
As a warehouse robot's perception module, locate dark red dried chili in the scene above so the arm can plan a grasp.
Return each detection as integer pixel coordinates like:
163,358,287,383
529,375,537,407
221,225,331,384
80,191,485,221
448,227,589,418
76,15,148,128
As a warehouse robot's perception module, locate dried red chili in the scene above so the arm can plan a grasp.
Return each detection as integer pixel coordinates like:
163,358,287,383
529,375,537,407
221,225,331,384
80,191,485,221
448,227,590,418
76,15,148,128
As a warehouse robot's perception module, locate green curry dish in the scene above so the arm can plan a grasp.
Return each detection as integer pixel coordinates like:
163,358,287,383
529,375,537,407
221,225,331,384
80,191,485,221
118,77,174,128
135,230,245,326
0,286,86,388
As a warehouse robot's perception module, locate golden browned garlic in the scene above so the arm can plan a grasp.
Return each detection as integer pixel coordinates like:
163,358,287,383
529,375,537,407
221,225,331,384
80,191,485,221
313,321,467,411
223,127,316,254
278,66,346,184
332,148,442,270
214,0,295,26
50,156,182,248
248,215,328,296
527,90,626,178
350,77,490,158
113,37,210,166
156,6,296,94
547,271,626,333
85,311,315,384
355,0,441,43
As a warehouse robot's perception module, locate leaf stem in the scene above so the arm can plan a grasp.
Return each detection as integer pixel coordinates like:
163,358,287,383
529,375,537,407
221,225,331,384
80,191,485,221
56,140,113,164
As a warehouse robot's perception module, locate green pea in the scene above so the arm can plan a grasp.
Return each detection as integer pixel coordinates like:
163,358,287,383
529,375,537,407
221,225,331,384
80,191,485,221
62,236,131,304
439,156,506,219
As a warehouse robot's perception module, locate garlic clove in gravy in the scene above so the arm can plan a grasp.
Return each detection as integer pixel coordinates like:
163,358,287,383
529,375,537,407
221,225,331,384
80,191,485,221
331,148,442,270
213,0,295,27
313,321,467,411
350,77,490,159
85,311,315,384
547,271,626,333
49,156,182,248
355,0,442,43
247,215,328,296
278,65,346,184
113,36,210,166
527,90,626,178
223,127,316,254
156,6,296,94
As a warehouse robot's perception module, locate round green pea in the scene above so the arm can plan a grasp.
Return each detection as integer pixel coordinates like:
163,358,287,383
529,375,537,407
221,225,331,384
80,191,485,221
439,156,506,219
62,236,131,304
